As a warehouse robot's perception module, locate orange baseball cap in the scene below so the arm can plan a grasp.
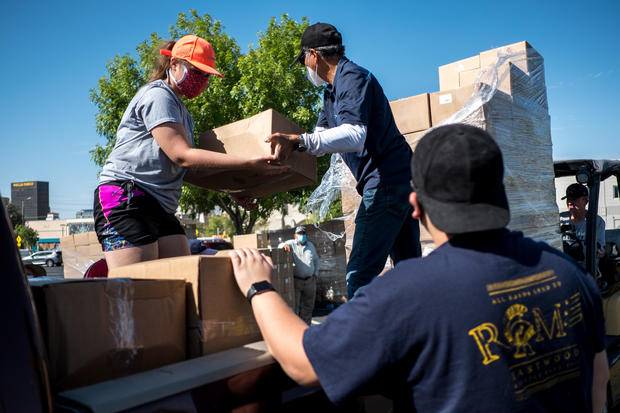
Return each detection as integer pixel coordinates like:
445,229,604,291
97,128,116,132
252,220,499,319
160,35,223,78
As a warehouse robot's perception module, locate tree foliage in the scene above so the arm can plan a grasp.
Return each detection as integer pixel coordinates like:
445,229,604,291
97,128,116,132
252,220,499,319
6,203,24,229
90,11,338,235
15,224,38,249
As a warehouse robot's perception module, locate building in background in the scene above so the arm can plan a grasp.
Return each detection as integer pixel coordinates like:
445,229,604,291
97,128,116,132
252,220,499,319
11,181,49,221
26,217,95,251
75,209,93,219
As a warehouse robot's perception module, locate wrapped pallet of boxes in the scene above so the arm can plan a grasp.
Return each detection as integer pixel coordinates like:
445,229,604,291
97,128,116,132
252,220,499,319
109,253,295,358
430,42,559,248
196,109,317,198
60,232,104,278
29,277,186,391
341,40,559,260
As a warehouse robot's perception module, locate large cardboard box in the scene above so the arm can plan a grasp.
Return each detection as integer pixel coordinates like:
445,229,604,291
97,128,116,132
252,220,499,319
29,278,186,391
109,253,295,358
429,84,476,126
438,54,480,91
389,93,431,134
233,233,270,249
197,109,317,198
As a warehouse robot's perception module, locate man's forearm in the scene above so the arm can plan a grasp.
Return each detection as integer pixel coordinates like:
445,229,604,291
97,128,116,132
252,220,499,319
250,291,319,386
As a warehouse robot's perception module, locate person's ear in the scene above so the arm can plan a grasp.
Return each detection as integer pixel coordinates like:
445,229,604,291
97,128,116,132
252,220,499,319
410,192,422,219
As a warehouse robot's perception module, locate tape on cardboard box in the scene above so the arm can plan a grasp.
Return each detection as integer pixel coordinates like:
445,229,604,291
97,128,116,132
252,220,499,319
29,278,186,391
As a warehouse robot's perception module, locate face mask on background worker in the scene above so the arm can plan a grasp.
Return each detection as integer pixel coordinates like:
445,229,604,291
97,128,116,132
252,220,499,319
297,234,307,243
169,65,209,99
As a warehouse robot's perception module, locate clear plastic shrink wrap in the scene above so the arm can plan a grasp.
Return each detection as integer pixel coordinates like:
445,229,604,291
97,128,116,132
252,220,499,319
310,43,560,250
429,47,561,248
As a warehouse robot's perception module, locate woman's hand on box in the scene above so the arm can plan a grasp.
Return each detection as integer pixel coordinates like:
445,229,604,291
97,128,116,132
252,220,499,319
247,155,291,175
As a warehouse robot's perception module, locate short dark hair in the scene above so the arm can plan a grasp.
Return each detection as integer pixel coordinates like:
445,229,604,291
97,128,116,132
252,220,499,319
314,44,345,61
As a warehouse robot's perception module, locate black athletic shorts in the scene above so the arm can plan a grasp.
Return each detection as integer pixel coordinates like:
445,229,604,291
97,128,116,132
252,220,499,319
93,181,185,252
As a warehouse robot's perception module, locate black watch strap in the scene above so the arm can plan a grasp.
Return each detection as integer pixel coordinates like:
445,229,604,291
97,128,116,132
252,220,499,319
246,281,276,302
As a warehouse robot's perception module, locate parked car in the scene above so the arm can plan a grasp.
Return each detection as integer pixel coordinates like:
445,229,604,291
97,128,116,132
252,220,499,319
22,250,62,267
202,239,233,251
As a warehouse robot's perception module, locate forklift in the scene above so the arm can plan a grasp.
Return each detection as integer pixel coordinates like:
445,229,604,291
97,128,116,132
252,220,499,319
554,159,620,411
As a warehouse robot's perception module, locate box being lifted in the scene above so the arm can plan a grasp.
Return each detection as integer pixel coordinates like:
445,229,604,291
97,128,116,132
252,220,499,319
197,109,317,198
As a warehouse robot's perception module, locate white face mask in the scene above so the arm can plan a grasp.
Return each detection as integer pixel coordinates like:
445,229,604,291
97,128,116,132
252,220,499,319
306,64,325,86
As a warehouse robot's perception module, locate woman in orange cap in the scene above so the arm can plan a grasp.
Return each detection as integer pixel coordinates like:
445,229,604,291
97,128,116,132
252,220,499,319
93,34,288,269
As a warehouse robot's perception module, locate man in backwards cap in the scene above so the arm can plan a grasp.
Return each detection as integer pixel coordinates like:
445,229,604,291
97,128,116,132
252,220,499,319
267,23,421,299
232,124,608,412
560,183,606,263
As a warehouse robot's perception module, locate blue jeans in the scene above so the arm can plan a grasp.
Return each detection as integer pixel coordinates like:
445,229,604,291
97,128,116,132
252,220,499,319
346,183,421,299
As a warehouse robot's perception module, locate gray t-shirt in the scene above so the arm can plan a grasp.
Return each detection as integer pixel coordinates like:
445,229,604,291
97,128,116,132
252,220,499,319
99,80,194,213
574,215,606,250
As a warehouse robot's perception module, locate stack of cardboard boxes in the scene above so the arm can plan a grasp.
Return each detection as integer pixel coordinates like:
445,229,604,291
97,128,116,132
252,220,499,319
342,41,560,254
59,232,104,278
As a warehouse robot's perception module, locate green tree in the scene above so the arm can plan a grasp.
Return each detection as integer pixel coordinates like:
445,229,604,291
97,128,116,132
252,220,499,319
203,214,235,237
6,203,23,229
90,11,337,235
15,225,38,249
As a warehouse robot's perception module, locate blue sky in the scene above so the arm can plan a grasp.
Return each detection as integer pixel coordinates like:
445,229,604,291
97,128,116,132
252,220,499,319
1,0,618,218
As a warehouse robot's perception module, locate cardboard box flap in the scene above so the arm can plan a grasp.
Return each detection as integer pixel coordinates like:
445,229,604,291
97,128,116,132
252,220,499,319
57,342,273,413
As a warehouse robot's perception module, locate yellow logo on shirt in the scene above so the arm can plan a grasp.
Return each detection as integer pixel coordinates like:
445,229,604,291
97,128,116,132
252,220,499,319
467,270,585,399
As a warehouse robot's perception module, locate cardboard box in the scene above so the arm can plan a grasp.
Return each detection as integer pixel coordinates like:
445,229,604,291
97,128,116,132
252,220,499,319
29,278,186,391
438,54,480,91
403,131,426,151
233,233,270,249
60,232,104,278
479,41,542,75
389,93,431,134
197,109,317,198
604,291,620,336
429,84,476,126
109,253,295,358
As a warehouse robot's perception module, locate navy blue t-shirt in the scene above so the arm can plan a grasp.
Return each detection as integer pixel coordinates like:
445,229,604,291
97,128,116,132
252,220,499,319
316,58,412,195
303,230,605,412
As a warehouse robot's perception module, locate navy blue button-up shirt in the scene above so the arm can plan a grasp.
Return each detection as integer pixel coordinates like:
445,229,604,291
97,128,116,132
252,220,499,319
316,58,412,195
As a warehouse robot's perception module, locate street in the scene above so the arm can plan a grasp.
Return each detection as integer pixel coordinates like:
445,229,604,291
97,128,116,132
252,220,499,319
45,265,64,278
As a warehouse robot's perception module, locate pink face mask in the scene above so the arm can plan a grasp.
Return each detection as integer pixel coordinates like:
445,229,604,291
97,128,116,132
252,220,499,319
170,66,209,99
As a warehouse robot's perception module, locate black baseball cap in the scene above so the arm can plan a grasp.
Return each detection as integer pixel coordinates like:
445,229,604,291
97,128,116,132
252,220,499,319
410,124,510,234
292,22,342,66
562,183,588,200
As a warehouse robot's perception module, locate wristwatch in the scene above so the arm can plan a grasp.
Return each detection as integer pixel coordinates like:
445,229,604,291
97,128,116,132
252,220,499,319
296,134,307,152
246,281,276,302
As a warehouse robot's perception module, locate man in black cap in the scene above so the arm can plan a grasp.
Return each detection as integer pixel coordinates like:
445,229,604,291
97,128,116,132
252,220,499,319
560,183,606,263
278,225,320,325
231,124,608,412
267,22,421,299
